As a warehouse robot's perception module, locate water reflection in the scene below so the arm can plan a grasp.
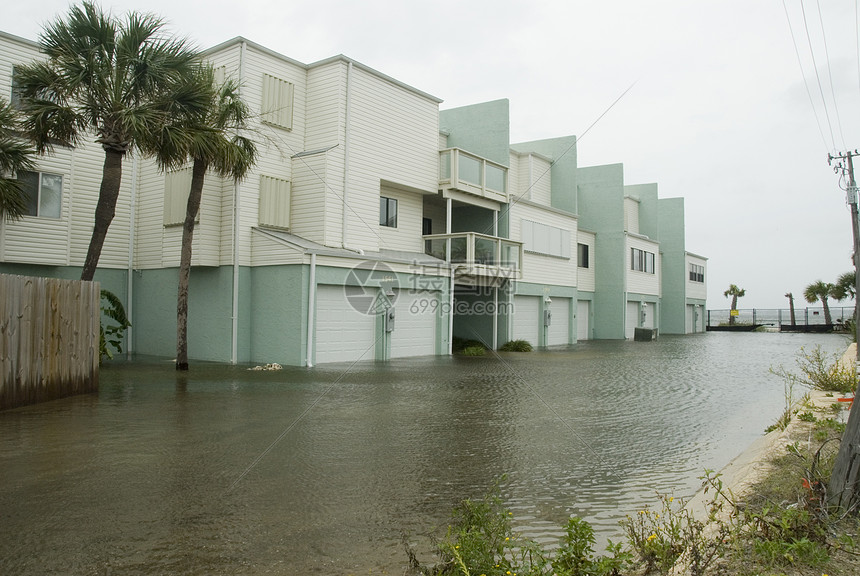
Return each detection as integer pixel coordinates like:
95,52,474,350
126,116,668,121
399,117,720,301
0,332,849,574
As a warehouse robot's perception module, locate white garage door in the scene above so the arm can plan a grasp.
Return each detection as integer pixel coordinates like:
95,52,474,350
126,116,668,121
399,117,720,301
513,295,540,346
315,285,377,364
577,300,590,341
391,289,438,358
547,297,570,346
626,301,640,339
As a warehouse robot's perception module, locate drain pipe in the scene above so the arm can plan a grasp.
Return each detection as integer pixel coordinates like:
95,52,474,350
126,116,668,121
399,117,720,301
306,252,317,367
448,267,455,354
231,40,247,365
342,61,353,250
126,155,138,358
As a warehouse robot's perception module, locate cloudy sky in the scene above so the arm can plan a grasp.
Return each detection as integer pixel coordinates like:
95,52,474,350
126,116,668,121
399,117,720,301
7,0,860,310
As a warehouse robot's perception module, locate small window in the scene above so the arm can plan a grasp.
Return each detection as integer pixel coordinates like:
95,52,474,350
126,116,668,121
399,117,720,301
380,196,398,228
10,66,23,109
631,247,656,274
689,263,705,283
17,170,62,218
577,243,589,268
422,217,432,235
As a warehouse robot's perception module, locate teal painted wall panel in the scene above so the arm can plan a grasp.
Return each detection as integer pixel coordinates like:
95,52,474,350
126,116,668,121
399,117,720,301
133,267,234,362
440,99,510,166
250,265,307,366
658,198,688,334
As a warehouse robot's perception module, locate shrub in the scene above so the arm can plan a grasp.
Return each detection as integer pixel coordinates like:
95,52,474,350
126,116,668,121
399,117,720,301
500,339,533,352
461,346,486,357
771,345,856,394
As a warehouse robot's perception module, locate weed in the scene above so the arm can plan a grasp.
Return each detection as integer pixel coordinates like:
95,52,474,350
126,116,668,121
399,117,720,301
771,345,857,394
461,346,486,357
499,340,533,352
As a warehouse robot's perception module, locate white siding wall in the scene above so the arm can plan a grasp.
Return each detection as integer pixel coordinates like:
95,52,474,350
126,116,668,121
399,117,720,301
624,197,640,234
1,148,72,265
378,186,424,252
230,44,308,267
250,230,306,266
342,65,439,253
626,235,661,296
529,156,552,206
686,254,708,300
510,203,577,287
576,230,596,292
290,153,329,246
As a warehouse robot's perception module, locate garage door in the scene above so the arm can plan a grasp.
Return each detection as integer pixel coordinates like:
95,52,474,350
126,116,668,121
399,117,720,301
513,295,540,346
315,285,377,364
547,297,570,346
391,289,438,358
626,301,640,339
577,300,590,340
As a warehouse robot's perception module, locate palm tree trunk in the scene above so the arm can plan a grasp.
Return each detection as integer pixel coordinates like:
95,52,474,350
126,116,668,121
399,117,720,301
176,158,207,371
823,299,833,325
81,149,124,281
730,295,738,325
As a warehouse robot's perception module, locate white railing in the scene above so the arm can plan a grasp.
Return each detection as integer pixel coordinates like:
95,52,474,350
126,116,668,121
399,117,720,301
423,232,522,280
439,148,508,203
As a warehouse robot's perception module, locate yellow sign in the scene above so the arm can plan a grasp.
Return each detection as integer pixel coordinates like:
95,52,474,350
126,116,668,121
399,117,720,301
730,309,739,316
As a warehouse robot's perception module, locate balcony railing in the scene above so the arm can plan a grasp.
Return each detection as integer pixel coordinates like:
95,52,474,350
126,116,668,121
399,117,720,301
424,232,522,280
439,148,508,204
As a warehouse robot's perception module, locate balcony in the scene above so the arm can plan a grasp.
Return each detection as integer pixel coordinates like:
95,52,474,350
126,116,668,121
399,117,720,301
424,232,522,283
439,148,508,204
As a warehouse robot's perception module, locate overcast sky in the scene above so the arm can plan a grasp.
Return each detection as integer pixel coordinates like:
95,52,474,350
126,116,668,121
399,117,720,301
7,1,860,310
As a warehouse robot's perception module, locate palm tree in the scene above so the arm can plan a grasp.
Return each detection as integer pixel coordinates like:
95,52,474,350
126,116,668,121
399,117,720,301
0,97,34,221
723,284,745,325
832,271,856,302
149,67,257,371
804,280,835,325
785,292,796,326
14,2,202,281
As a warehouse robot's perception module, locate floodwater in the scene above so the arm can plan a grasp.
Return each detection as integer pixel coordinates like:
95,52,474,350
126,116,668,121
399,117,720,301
0,332,850,575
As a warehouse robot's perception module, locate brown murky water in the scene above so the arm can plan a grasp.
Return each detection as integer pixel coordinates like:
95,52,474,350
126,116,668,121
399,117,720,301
0,332,848,574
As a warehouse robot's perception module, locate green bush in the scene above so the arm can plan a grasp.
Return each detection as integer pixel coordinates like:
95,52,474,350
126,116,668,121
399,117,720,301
461,346,486,357
500,339,533,352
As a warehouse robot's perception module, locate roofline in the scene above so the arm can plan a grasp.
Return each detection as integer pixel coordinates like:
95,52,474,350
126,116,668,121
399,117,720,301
203,36,443,104
0,30,39,48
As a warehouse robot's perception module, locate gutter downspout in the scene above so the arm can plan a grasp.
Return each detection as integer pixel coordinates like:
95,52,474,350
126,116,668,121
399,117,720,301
126,155,138,358
306,253,317,367
342,61,353,250
449,267,455,355
231,40,247,365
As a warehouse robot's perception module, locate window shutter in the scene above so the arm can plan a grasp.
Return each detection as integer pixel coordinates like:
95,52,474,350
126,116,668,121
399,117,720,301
259,175,291,228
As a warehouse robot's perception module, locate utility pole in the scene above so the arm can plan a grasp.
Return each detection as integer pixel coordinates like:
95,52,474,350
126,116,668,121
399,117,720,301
828,150,860,509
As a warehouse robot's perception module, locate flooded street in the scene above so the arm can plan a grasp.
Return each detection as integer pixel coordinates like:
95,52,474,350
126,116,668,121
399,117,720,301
0,332,849,574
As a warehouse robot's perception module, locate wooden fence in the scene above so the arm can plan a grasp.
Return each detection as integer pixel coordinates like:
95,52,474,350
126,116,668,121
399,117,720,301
1,274,100,410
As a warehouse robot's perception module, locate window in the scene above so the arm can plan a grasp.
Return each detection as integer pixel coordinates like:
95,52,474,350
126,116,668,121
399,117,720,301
577,243,589,268
261,74,294,130
689,263,705,283
17,171,62,218
380,196,398,227
631,247,655,274
521,219,571,258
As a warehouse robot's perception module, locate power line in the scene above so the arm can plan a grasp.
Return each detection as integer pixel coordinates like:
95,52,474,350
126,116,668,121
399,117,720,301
816,0,847,150
800,0,837,150
782,0,830,153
